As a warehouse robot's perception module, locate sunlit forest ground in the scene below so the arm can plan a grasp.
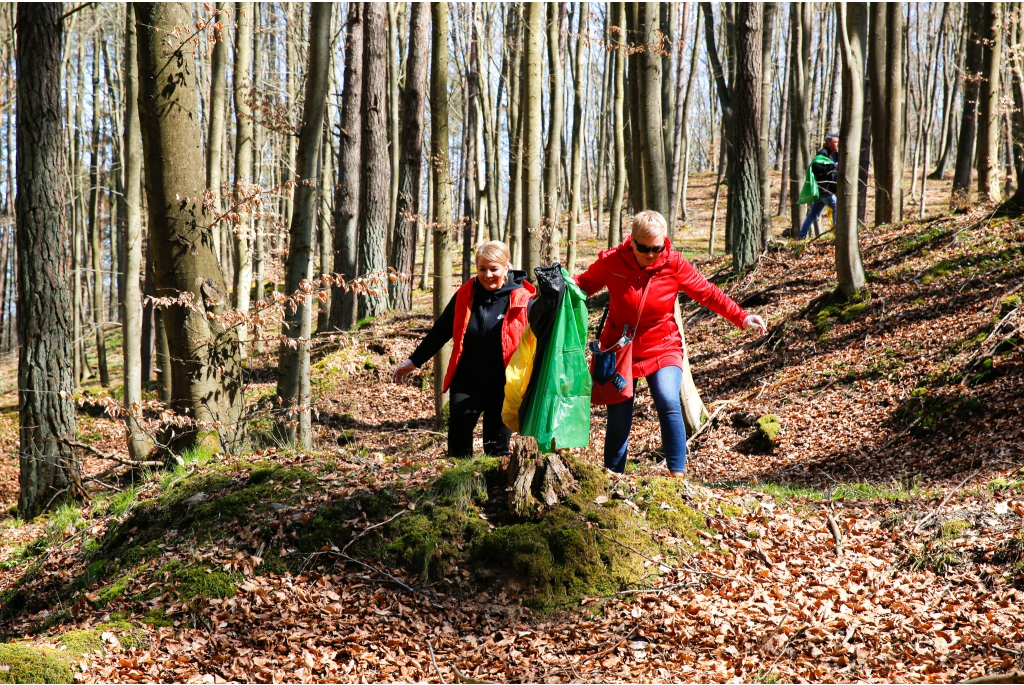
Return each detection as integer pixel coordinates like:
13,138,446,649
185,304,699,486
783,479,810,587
2,171,1024,683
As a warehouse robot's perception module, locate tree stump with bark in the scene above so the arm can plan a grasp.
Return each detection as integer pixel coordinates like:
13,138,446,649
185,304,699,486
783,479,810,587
505,435,578,520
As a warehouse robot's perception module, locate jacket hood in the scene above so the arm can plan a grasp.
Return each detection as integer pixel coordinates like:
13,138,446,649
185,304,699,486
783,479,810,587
475,269,530,300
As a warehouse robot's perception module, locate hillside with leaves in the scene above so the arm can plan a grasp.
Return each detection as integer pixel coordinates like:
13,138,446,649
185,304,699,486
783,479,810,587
1,209,1022,684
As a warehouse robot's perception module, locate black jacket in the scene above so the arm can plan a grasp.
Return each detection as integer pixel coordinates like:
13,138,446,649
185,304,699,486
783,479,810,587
811,147,839,198
410,270,531,394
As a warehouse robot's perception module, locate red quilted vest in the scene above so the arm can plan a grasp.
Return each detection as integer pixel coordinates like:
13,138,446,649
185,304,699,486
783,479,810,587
443,278,535,393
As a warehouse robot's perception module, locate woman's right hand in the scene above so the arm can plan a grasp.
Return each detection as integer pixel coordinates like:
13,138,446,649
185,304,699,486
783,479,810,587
393,359,416,384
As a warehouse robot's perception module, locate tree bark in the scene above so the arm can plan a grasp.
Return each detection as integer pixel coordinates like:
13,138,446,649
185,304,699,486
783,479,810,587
625,3,646,211
329,3,364,331
835,3,868,299
789,3,812,237
207,2,230,265
122,4,150,461
543,2,566,263
521,2,544,273
672,6,701,229
16,2,82,519
952,3,985,206
503,6,523,263
566,3,586,275
431,2,453,428
976,2,1003,203
931,19,964,180
475,8,501,243
276,3,332,449
609,2,627,247
759,2,777,243
639,3,669,215
387,2,401,252
135,1,242,452
879,3,905,223
233,1,255,356
661,2,678,191
389,3,429,311
88,42,109,387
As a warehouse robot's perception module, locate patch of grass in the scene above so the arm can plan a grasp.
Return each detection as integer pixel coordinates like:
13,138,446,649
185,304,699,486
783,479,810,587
907,519,971,575
750,479,920,503
0,644,74,684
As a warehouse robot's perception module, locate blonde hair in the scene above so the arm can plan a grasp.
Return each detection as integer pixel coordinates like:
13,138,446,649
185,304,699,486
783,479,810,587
475,240,512,266
631,210,668,242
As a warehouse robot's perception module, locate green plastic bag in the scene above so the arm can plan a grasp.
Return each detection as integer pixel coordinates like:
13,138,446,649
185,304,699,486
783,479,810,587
519,268,592,452
797,154,836,205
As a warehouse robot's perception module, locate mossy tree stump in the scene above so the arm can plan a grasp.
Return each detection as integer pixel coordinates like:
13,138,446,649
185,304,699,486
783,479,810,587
505,435,577,519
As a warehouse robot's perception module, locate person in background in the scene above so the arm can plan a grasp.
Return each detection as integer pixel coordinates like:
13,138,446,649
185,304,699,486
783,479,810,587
393,241,534,457
575,211,767,477
799,134,840,239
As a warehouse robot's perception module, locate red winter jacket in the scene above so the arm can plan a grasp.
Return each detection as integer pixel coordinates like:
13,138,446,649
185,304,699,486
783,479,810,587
575,237,748,378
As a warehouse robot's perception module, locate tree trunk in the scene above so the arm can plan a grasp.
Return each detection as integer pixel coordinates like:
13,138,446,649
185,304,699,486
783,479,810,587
233,1,255,356
329,4,364,331
276,3,332,449
789,3,812,237
16,2,82,519
931,21,964,180
122,5,150,461
565,3,586,275
475,8,501,243
505,435,577,520
879,3,905,223
723,2,763,272
431,2,453,428
952,3,985,206
252,3,266,311
88,42,109,387
387,2,401,253
543,2,566,263
639,3,669,215
522,2,544,273
207,2,230,265
673,6,702,228
625,3,646,211
135,1,242,452
835,3,868,299
503,6,523,264
998,2,1024,215
777,10,792,216
661,2,678,191
389,3,429,311
609,2,627,247
976,2,1003,203
759,2,777,243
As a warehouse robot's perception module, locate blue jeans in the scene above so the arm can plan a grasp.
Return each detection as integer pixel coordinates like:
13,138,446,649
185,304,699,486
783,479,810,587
604,365,687,474
799,193,836,239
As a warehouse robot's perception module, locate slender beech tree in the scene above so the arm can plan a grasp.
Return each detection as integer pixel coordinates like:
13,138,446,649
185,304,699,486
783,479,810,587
233,1,255,355
207,2,230,264
639,3,669,215
135,1,242,451
358,3,391,319
789,3,812,237
16,2,81,519
999,3,1024,215
952,3,985,205
87,41,109,387
276,3,332,449
521,2,544,273
758,3,776,243
566,3,586,274
835,2,868,299
670,6,701,234
389,3,430,311
609,2,627,248
431,2,453,426
329,3,364,331
931,17,964,181
387,2,401,249
543,3,566,263
122,4,149,460
869,3,905,224
976,2,1003,203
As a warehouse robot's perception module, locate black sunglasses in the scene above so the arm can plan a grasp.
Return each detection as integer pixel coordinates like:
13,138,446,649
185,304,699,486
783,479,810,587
634,241,665,254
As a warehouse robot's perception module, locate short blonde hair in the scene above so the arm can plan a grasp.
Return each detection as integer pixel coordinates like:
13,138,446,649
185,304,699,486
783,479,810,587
631,210,668,242
475,240,511,266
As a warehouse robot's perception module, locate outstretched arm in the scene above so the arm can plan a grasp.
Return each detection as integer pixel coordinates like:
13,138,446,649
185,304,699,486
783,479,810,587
677,258,765,335
394,293,458,383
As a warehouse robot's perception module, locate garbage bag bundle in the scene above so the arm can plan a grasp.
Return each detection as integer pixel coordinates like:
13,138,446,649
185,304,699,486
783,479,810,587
502,264,591,452
797,154,837,205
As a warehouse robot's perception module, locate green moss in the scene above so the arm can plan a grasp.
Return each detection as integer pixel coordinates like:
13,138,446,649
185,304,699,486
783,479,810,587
296,489,400,555
0,644,73,684
379,507,489,579
362,359,376,370
755,414,781,443
142,609,174,628
160,562,237,600
939,520,971,540
427,457,497,508
814,288,872,339
636,478,708,545
907,519,971,575
55,630,103,657
97,615,144,649
999,294,1021,316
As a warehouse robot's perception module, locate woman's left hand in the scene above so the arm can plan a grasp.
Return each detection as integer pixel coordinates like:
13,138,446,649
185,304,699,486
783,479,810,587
742,314,767,336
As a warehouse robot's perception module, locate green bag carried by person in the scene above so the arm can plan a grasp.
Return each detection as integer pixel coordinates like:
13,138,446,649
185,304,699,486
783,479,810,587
512,265,592,453
797,154,836,205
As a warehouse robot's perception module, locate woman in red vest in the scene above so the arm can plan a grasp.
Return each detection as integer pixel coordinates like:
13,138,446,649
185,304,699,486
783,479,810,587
394,241,535,457
575,211,767,477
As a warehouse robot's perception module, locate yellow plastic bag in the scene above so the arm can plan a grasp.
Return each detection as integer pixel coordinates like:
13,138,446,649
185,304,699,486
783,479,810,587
502,325,537,432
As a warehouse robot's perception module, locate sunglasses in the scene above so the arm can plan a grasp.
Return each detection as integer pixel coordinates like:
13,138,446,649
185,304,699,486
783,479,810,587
634,241,665,254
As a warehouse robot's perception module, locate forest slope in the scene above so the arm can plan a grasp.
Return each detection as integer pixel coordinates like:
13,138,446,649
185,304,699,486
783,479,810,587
0,209,1022,684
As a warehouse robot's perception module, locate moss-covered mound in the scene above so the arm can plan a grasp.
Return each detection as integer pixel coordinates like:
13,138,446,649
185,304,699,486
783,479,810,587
815,287,872,339
0,644,73,684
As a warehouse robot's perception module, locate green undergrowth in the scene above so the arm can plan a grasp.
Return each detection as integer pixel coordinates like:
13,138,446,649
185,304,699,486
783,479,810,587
815,287,872,340
906,519,972,575
745,479,922,503
0,644,73,684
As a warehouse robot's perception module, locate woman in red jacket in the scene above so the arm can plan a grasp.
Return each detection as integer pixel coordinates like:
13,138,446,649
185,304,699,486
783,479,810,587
393,241,535,457
575,211,766,477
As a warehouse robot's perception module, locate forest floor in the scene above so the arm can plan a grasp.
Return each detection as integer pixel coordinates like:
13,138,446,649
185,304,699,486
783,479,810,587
2,178,1024,684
